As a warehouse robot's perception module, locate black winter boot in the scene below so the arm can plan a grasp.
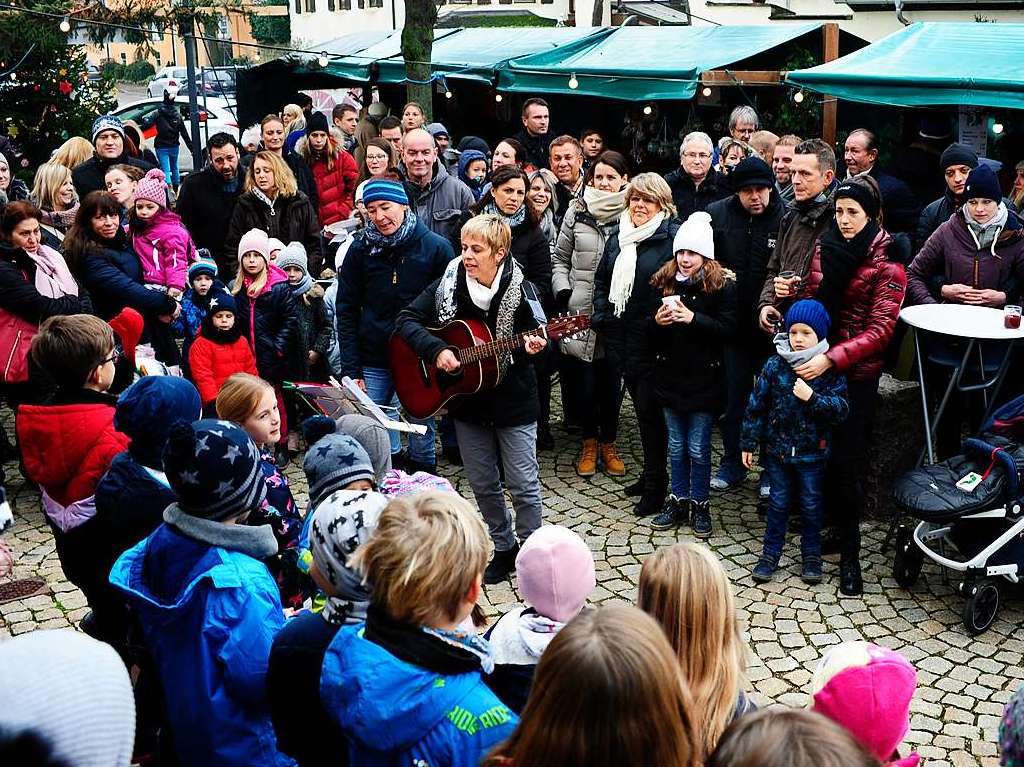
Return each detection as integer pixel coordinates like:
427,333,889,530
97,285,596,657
691,499,712,538
651,496,689,530
484,544,520,585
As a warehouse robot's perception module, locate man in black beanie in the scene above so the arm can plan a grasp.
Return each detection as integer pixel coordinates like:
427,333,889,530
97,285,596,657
915,142,978,253
707,156,785,489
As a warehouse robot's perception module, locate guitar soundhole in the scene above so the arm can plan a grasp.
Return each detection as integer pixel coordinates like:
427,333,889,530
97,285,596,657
436,369,464,390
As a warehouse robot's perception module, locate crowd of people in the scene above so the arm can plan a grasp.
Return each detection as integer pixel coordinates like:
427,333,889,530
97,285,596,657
0,89,1023,767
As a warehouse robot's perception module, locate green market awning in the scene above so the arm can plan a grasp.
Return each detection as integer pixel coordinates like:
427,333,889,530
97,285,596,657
325,27,608,85
786,22,1024,109
499,23,822,100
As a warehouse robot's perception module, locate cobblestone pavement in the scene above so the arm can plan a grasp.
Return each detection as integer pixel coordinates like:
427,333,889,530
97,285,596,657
1,399,1017,767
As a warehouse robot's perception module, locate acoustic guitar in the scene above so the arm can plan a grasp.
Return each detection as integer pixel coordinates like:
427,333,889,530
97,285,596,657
389,313,591,419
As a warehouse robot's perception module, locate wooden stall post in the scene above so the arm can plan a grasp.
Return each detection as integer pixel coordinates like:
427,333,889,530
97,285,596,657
822,22,839,147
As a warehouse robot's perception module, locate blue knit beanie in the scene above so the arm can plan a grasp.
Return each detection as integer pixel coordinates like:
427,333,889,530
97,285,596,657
162,419,266,521
116,377,202,468
785,299,830,342
362,179,409,206
302,420,376,506
964,163,1002,202
188,260,218,283
206,289,237,316
91,114,125,144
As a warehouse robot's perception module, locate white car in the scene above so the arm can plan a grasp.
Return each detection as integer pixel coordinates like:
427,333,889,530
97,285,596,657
147,66,188,99
111,95,239,173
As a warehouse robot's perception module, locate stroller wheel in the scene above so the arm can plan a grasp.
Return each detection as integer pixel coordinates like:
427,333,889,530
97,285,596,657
962,579,1000,636
892,525,923,589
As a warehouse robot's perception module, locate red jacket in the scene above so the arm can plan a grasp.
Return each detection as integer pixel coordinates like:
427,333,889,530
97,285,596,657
803,227,907,382
189,332,259,404
310,149,358,226
18,394,129,508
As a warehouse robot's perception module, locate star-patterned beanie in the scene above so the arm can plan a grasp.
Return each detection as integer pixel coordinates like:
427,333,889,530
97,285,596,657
162,419,267,521
303,430,376,507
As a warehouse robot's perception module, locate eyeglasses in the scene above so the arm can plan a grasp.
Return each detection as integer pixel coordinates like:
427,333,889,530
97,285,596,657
682,151,711,160
101,348,122,366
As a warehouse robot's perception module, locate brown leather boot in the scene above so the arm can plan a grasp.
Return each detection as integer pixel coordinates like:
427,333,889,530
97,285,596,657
576,439,598,477
600,442,626,476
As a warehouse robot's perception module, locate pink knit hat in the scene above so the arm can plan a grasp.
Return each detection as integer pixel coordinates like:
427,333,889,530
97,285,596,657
811,642,919,767
516,525,595,623
134,168,168,209
237,228,270,263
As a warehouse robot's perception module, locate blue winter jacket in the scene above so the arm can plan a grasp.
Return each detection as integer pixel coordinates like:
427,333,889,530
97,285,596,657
110,523,295,767
740,354,850,464
320,624,518,766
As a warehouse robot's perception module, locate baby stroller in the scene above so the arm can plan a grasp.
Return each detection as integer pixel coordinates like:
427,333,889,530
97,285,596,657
891,394,1024,635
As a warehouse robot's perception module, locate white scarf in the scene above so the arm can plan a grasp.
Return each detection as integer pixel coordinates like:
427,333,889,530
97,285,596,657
466,261,505,311
609,209,666,317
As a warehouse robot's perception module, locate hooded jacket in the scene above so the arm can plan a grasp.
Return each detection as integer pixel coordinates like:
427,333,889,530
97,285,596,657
803,227,907,382
457,149,488,201
110,520,294,767
153,99,193,150
234,264,298,382
664,166,730,221
295,133,358,225
286,282,331,381
190,323,259,404
592,217,681,375
225,191,324,277
132,207,196,291
336,217,455,378
320,619,517,767
907,208,1024,307
71,151,154,197
402,161,476,244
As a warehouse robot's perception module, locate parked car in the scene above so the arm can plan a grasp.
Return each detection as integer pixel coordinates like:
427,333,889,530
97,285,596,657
110,95,239,173
199,67,236,98
147,66,188,99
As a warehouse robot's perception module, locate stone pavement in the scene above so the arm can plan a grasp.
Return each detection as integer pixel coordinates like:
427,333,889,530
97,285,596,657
0,400,1018,767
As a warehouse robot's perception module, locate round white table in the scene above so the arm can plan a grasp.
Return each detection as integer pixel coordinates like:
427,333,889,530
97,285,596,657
900,304,1024,464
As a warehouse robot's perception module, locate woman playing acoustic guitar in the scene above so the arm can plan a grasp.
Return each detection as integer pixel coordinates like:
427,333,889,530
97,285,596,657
395,214,548,584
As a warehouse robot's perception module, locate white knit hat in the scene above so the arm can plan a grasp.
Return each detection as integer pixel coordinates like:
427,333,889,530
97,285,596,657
672,211,715,260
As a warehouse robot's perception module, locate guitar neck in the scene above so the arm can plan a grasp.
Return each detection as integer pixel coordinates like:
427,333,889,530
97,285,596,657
458,327,542,364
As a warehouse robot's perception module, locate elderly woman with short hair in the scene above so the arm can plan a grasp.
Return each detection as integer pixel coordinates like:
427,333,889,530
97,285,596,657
593,172,680,518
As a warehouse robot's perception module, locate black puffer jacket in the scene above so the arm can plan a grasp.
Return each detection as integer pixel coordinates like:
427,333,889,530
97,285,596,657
708,192,784,340
664,167,730,221
225,191,324,276
652,276,737,414
592,217,680,375
395,262,545,427
233,266,298,383
75,232,177,321
71,152,154,197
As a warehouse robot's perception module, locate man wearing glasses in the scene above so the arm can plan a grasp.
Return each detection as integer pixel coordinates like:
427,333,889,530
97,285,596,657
664,131,730,220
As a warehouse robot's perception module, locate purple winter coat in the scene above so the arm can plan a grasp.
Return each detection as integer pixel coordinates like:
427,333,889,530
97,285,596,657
907,209,1024,306
131,208,196,292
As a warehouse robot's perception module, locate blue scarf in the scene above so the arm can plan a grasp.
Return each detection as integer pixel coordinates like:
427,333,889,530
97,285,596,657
361,211,419,258
483,201,527,230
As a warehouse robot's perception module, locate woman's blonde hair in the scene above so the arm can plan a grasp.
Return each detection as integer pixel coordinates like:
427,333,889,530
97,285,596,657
651,252,731,295
31,163,74,212
1014,161,1024,210
484,604,700,767
50,136,94,169
460,214,511,262
348,491,492,626
244,149,298,197
638,543,751,758
625,173,677,219
215,372,273,423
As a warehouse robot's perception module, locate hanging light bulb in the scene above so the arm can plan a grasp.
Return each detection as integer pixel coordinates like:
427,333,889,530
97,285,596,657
793,90,805,104
701,86,712,97
642,104,653,116
317,52,329,67
445,88,453,99
993,121,1005,135
494,93,503,103
59,15,71,33
568,73,579,90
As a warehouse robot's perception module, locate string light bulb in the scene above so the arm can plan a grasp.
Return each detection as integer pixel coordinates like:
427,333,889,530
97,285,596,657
993,121,1005,135
642,104,653,116
568,73,579,90
59,16,71,33
445,88,453,99
701,86,712,97
793,90,805,104
494,93,503,103
317,52,328,67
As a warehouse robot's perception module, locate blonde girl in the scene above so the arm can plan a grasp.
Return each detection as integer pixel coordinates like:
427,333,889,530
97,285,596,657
638,542,754,758
32,162,79,238
400,101,425,133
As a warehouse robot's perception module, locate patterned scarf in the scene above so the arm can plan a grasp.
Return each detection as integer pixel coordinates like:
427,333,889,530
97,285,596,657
39,201,79,232
483,201,527,230
251,187,277,216
435,256,525,379
360,211,419,258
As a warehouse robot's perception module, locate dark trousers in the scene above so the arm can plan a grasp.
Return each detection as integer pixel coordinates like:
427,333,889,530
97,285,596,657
763,456,826,561
623,371,667,499
564,355,624,443
720,343,764,467
824,377,880,562
534,348,555,432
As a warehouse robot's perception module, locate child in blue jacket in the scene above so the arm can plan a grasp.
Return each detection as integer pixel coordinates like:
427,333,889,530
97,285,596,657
741,300,849,586
110,419,295,767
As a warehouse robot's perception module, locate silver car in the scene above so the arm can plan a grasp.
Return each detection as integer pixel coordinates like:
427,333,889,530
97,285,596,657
147,66,189,99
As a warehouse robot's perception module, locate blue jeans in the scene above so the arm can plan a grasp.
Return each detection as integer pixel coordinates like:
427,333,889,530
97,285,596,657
663,409,714,502
362,366,436,465
155,146,181,187
763,456,826,561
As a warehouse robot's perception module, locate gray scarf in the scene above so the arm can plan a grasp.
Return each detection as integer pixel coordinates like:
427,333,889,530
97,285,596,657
163,504,279,558
483,201,527,230
963,202,1009,253
435,257,525,379
773,333,831,369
